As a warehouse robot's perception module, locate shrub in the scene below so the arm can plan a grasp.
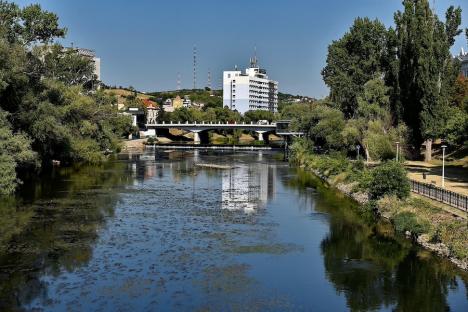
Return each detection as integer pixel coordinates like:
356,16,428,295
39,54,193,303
376,195,401,216
367,161,410,200
146,137,156,145
393,211,430,236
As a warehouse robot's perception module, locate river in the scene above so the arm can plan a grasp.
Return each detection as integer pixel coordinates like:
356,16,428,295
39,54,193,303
0,150,467,311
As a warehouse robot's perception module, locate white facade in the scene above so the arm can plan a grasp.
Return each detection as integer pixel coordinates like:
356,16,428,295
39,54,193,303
76,48,101,81
183,95,192,108
458,48,468,77
223,61,278,114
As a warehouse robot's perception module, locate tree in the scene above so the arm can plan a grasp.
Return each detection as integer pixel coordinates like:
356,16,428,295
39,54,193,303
341,78,405,161
244,110,276,123
392,1,462,161
366,161,410,200
35,44,96,86
322,17,389,118
0,109,36,195
0,1,65,45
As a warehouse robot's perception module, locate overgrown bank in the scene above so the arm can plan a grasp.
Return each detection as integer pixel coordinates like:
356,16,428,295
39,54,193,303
290,139,468,270
0,2,134,196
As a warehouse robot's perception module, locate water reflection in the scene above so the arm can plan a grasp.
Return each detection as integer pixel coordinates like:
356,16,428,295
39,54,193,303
287,169,468,312
0,152,466,311
222,164,276,213
0,162,132,310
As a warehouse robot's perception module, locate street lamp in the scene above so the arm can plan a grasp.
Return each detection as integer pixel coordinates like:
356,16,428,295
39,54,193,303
356,145,361,160
395,141,400,162
441,145,447,188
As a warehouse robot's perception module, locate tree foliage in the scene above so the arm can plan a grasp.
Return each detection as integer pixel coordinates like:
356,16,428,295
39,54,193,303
365,161,410,200
316,0,466,159
392,1,462,146
321,17,388,118
0,1,132,195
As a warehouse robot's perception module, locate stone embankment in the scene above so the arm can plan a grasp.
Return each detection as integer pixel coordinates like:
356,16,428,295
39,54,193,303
307,167,468,270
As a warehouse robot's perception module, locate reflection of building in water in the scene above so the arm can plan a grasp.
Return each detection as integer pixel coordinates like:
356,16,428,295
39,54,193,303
222,164,276,213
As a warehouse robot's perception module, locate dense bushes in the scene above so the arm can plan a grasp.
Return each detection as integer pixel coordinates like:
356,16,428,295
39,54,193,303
0,2,133,195
365,161,410,200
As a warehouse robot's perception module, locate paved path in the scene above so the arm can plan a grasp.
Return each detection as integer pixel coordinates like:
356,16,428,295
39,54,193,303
405,161,468,196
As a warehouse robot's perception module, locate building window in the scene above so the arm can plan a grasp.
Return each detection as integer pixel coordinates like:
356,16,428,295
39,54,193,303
228,74,231,78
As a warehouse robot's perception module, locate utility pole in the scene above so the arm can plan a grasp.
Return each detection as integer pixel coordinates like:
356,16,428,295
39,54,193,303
441,144,447,188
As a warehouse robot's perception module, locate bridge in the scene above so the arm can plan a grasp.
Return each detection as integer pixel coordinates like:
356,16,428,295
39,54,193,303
145,120,302,144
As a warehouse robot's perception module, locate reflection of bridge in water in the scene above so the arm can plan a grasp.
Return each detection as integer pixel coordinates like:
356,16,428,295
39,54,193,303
146,120,303,143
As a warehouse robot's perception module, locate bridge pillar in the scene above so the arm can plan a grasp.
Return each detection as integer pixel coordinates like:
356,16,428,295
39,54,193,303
256,131,266,142
191,130,201,144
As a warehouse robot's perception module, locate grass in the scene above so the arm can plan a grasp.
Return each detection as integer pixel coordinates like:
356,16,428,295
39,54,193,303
377,195,468,261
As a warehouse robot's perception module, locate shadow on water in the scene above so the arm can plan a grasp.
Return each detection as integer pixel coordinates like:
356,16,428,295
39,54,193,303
286,169,468,311
0,161,132,310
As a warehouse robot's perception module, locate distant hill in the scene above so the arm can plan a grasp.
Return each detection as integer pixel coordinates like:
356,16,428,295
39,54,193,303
148,89,223,109
104,86,314,112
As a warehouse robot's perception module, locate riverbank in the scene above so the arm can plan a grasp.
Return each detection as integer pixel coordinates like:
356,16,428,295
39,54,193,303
290,146,468,270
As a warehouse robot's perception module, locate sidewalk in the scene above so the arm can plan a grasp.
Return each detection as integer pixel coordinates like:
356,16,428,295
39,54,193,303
405,161,468,196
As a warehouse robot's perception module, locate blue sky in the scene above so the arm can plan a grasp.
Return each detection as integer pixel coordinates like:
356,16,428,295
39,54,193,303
13,0,468,97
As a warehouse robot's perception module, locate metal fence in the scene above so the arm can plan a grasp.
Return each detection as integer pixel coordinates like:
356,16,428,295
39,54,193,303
410,180,468,212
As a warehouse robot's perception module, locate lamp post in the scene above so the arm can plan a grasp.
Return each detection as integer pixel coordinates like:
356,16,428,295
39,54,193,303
395,141,400,162
356,145,361,161
441,145,447,188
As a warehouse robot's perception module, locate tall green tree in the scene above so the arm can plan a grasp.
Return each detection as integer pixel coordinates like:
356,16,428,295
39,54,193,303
392,0,462,160
321,17,389,118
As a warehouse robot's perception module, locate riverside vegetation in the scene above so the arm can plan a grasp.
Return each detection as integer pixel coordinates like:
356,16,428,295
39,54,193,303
289,138,468,269
283,0,468,268
0,1,134,195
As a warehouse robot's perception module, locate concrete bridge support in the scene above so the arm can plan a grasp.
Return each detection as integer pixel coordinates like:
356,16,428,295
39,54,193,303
256,131,266,142
191,130,201,144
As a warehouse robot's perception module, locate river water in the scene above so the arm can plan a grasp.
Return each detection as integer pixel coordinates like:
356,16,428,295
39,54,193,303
0,151,467,311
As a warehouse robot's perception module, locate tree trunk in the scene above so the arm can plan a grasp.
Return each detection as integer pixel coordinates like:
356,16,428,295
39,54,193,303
424,139,432,162
364,146,371,163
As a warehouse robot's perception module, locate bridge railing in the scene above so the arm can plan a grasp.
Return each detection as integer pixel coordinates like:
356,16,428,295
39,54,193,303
410,179,468,212
151,121,277,126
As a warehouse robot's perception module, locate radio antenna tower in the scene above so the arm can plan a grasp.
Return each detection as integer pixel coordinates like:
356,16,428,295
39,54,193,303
177,72,181,91
193,45,197,90
207,69,212,90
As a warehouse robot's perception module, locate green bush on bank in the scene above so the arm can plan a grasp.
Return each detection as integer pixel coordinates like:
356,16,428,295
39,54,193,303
364,161,410,200
393,211,430,236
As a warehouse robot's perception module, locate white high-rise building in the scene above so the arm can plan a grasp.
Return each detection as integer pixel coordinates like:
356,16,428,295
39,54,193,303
223,57,278,114
75,48,101,81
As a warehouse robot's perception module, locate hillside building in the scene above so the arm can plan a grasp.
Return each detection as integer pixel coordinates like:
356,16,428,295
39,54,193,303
223,57,278,114
74,48,101,81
